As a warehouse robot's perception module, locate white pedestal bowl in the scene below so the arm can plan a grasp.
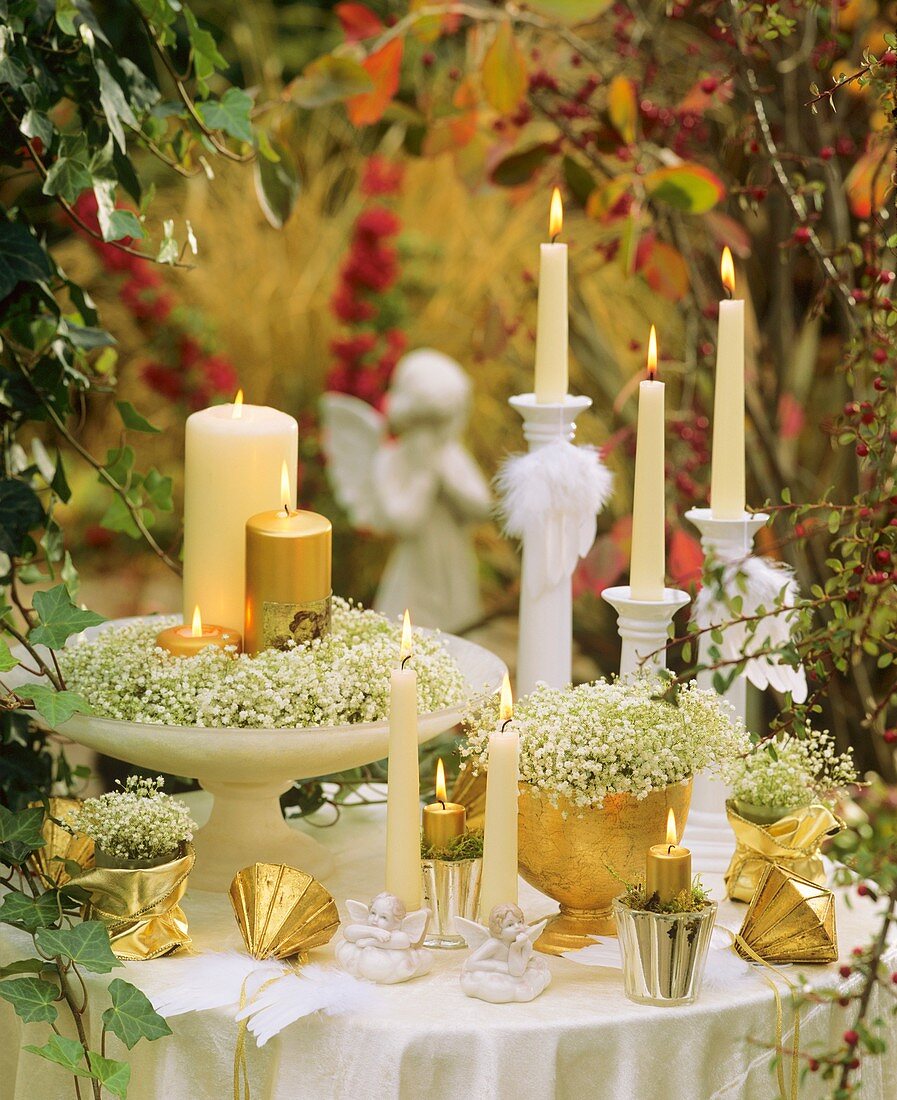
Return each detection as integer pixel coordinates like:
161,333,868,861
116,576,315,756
14,618,506,891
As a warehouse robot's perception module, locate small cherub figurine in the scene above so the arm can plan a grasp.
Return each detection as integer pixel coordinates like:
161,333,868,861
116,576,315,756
336,893,432,985
455,904,551,1004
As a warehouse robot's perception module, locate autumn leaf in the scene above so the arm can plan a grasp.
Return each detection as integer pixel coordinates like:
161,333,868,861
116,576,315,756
586,175,632,221
644,163,725,213
845,139,896,219
607,76,637,144
335,3,383,42
636,236,690,301
347,38,404,126
527,0,614,20
482,22,528,115
669,528,704,590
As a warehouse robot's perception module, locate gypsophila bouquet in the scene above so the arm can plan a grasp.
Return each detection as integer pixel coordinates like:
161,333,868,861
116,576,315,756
462,676,749,810
721,730,857,811
60,599,467,728
69,776,196,861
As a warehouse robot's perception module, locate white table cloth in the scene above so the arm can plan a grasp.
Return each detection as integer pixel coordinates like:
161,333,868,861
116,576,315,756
2,794,896,1100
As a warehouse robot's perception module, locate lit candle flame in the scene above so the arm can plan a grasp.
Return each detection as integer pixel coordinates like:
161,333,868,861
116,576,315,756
666,807,678,846
280,460,292,515
647,324,658,381
721,246,735,296
549,187,563,242
499,671,513,722
435,758,448,804
191,605,203,638
400,609,413,662
232,389,244,419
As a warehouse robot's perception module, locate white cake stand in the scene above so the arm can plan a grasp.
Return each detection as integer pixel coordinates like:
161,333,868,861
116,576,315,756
13,618,506,891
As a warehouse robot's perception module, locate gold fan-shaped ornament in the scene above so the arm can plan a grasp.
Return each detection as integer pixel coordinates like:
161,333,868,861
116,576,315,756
451,764,486,832
737,864,837,965
228,863,339,962
28,798,95,887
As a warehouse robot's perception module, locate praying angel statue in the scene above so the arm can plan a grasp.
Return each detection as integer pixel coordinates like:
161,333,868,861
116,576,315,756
320,349,491,633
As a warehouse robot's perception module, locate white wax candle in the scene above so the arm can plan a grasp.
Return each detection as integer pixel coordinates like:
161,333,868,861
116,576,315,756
480,675,519,919
534,188,568,404
629,327,666,602
385,613,422,910
710,266,746,519
182,398,298,634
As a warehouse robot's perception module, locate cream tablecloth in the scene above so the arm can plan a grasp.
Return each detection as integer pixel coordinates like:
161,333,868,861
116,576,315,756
2,794,896,1100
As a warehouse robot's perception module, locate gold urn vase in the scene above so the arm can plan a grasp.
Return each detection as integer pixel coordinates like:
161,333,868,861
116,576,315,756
517,780,693,955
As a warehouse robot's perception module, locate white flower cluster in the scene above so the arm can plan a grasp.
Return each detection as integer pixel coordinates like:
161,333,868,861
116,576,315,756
462,675,750,809
60,599,468,729
721,728,857,810
68,776,196,860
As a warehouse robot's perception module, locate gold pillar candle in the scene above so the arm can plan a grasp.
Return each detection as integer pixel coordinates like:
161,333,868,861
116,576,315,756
156,606,242,657
244,463,332,655
423,759,467,849
645,809,692,905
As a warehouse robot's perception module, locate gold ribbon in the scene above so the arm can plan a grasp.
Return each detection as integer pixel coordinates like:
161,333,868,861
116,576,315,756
233,969,296,1100
725,802,843,904
69,845,195,960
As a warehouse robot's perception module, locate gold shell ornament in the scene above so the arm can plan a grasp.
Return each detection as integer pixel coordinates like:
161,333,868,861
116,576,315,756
736,864,837,965
228,863,339,961
28,798,95,887
451,765,486,832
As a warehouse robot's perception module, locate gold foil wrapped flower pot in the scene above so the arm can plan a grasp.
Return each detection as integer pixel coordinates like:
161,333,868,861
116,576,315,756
69,843,195,961
725,801,843,904
228,863,339,962
28,798,94,887
736,864,837,965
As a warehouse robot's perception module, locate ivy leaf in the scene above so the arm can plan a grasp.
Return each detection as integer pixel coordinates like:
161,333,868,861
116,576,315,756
94,183,144,243
87,1052,131,1098
482,22,527,114
644,163,726,214
0,637,17,672
0,221,53,301
184,8,226,97
287,55,373,108
20,109,54,150
99,494,148,538
0,889,61,932
103,979,172,1049
24,1034,86,1074
30,585,106,649
116,400,159,433
0,959,54,979
35,922,123,974
143,468,173,511
42,155,92,205
16,685,94,727
197,87,254,144
0,804,46,864
0,977,59,1025
490,142,553,187
254,140,301,229
96,58,137,152
0,480,45,557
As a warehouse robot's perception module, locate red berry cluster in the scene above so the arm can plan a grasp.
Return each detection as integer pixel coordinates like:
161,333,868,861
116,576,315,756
667,413,711,504
327,157,408,406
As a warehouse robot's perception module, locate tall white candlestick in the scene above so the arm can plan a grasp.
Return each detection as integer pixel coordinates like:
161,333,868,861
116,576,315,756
385,611,422,910
534,188,569,404
480,675,519,919
183,394,298,633
629,326,666,601
710,248,746,519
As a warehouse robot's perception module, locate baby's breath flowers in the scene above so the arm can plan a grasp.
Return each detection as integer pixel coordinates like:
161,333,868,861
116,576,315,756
69,776,196,861
60,599,467,729
462,676,749,810
721,729,857,811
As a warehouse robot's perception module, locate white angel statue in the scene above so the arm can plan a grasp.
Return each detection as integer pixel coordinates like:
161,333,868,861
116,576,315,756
455,904,551,1004
320,348,491,632
336,893,432,985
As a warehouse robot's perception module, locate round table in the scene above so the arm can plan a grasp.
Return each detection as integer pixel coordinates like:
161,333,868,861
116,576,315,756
2,795,895,1100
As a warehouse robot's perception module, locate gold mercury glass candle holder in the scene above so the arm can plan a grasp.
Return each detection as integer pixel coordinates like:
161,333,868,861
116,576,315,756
421,857,483,948
612,897,717,1007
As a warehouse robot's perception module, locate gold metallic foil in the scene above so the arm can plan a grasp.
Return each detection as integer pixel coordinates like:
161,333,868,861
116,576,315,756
71,844,195,960
28,798,94,887
244,509,332,655
724,801,843,904
228,863,339,961
451,765,486,831
736,864,837,964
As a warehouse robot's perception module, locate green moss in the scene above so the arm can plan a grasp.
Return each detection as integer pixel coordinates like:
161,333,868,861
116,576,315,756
420,829,484,862
617,876,713,915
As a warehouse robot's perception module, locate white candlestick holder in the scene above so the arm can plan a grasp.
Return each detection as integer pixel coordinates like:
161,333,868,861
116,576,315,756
682,506,769,872
509,393,592,696
601,585,690,677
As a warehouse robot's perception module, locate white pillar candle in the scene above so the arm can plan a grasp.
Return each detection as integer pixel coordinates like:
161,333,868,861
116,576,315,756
385,611,422,910
479,674,519,919
183,393,299,634
534,188,569,404
710,248,746,519
629,326,666,601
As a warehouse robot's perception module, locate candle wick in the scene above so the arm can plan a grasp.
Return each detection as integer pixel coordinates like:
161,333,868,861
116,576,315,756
501,718,512,733
438,799,446,810
550,231,560,245
401,654,412,670
667,844,675,854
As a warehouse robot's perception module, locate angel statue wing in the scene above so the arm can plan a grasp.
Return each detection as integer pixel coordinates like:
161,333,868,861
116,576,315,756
319,393,388,533
344,899,370,924
523,919,549,945
401,907,431,946
453,917,491,952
